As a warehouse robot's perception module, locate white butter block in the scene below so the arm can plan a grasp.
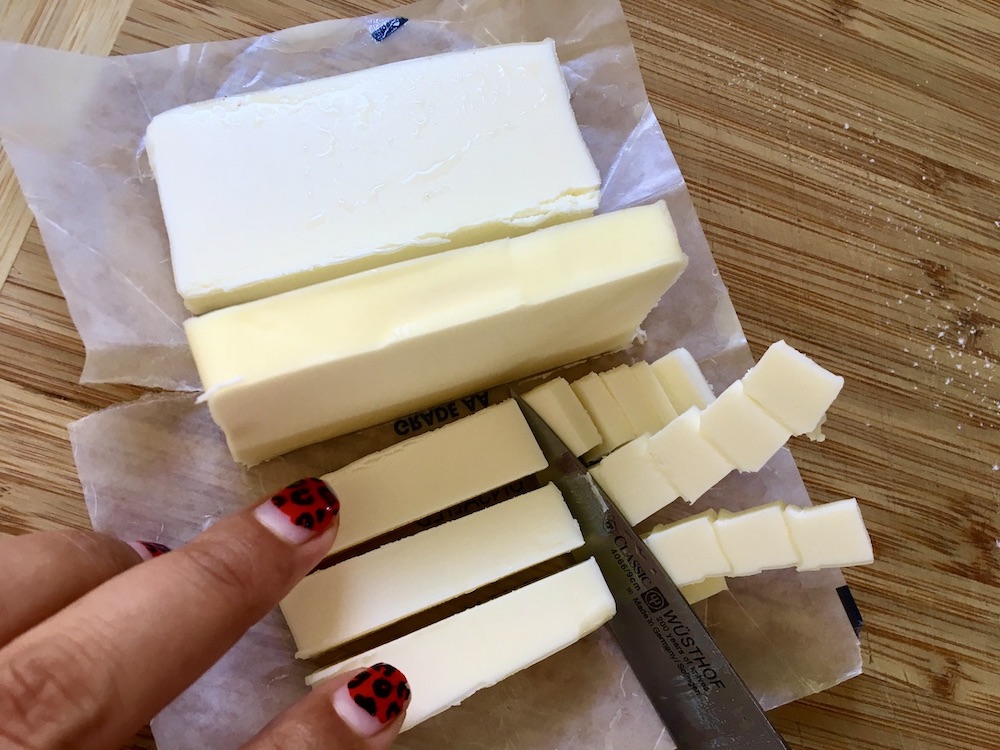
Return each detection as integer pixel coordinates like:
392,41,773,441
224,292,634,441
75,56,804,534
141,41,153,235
630,361,680,429
599,365,663,437
784,498,874,571
644,510,732,586
590,435,679,525
147,41,601,313
281,484,583,658
714,502,801,576
572,372,637,459
523,378,601,456
699,381,792,472
681,576,729,605
305,559,615,732
651,348,715,413
187,201,687,464
647,408,734,504
324,400,545,554
741,340,844,435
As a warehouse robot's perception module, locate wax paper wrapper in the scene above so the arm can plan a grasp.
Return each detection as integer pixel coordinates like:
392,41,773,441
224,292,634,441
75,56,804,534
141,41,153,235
2,0,862,747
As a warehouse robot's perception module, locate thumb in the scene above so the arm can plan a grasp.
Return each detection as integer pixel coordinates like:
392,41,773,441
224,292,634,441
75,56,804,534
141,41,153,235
241,663,410,750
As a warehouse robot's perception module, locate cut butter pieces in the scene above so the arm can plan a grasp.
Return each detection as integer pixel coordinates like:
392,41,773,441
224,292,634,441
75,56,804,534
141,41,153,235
572,373,635,458
699,381,791,472
599,365,663,437
590,435,679,525
647,408,734,504
187,201,688,464
281,484,583,658
681,576,729,605
305,559,615,732
644,499,873,586
522,378,601,456
651,347,715,412
323,400,545,554
147,40,601,313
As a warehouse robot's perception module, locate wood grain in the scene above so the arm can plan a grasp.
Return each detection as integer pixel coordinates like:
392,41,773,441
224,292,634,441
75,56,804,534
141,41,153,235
0,1,998,749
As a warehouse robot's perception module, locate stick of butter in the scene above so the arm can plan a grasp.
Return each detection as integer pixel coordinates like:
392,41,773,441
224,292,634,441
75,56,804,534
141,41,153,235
323,399,545,555
281,484,583,659
146,40,601,313
305,558,615,732
186,201,687,465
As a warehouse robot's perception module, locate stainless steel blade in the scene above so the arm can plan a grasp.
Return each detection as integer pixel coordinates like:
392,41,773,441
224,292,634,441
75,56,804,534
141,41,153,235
511,391,790,750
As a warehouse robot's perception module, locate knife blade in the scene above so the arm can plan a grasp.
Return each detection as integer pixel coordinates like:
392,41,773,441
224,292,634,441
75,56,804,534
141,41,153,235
510,390,790,750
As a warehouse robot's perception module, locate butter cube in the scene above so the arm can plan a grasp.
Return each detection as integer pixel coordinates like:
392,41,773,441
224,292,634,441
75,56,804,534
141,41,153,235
647,408,734,503
306,559,615,732
784,498,874,571
187,202,688,464
651,347,715,413
590,435,679,525
281,484,583,658
147,41,601,312
741,340,844,435
699,380,792,472
713,502,801,576
599,365,663,437
572,372,636,459
681,576,729,605
644,510,732,586
324,400,546,554
630,361,680,429
523,378,601,456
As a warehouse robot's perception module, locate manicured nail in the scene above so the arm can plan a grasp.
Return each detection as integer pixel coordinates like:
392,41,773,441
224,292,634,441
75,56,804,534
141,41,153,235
253,477,339,544
334,663,411,736
128,541,171,561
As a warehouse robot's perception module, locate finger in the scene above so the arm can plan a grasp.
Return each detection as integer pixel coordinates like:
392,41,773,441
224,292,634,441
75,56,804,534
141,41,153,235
0,529,158,646
242,663,411,750
0,477,339,750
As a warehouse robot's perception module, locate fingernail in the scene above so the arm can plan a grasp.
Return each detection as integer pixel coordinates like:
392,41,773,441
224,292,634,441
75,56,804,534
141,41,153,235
253,477,339,545
334,663,411,736
128,541,171,561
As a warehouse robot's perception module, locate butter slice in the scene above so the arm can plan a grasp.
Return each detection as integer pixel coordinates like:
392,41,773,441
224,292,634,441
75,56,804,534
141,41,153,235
714,502,800,576
651,348,715,413
590,435,679,525
572,372,637,460
644,510,732,586
305,559,615,732
599,365,663,437
647,408,734,504
742,341,844,435
187,201,687,464
147,41,601,313
699,381,792,472
784,499,874,571
281,484,583,658
324,400,545,554
630,361,680,429
681,576,729,605
523,378,601,456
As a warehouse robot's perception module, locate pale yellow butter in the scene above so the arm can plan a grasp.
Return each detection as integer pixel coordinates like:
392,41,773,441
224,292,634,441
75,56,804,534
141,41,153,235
281,484,583,659
147,41,601,313
714,502,801,576
699,380,792,472
590,435,679,525
644,510,732,586
523,377,601,456
651,347,715,413
305,559,615,732
629,361,680,428
647,408,734,503
599,365,663,437
186,202,688,464
323,400,545,554
784,498,874,571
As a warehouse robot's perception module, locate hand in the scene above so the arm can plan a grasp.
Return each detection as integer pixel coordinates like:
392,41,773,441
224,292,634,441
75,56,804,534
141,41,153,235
0,478,410,750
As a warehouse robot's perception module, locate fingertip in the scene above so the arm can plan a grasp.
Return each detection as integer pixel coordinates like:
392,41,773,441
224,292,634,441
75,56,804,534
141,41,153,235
333,664,411,738
251,478,340,546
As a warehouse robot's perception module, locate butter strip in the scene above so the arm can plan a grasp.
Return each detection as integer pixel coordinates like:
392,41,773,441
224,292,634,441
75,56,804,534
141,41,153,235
784,499,874,571
186,201,688,464
305,559,615,732
281,484,583,658
147,40,601,313
324,400,545,554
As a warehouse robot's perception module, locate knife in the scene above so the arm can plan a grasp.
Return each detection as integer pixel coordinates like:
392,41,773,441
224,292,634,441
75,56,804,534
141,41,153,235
510,390,790,750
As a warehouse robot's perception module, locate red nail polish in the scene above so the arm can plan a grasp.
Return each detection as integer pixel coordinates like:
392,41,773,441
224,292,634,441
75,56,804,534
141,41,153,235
347,663,411,724
129,541,171,561
254,477,339,544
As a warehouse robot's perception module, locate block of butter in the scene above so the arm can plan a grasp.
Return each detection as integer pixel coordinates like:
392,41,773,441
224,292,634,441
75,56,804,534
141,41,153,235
147,40,601,313
323,399,546,555
305,558,615,732
281,484,583,658
186,201,687,464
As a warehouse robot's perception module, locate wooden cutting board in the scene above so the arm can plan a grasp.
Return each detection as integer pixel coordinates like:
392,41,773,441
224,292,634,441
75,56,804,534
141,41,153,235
1,1,998,749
